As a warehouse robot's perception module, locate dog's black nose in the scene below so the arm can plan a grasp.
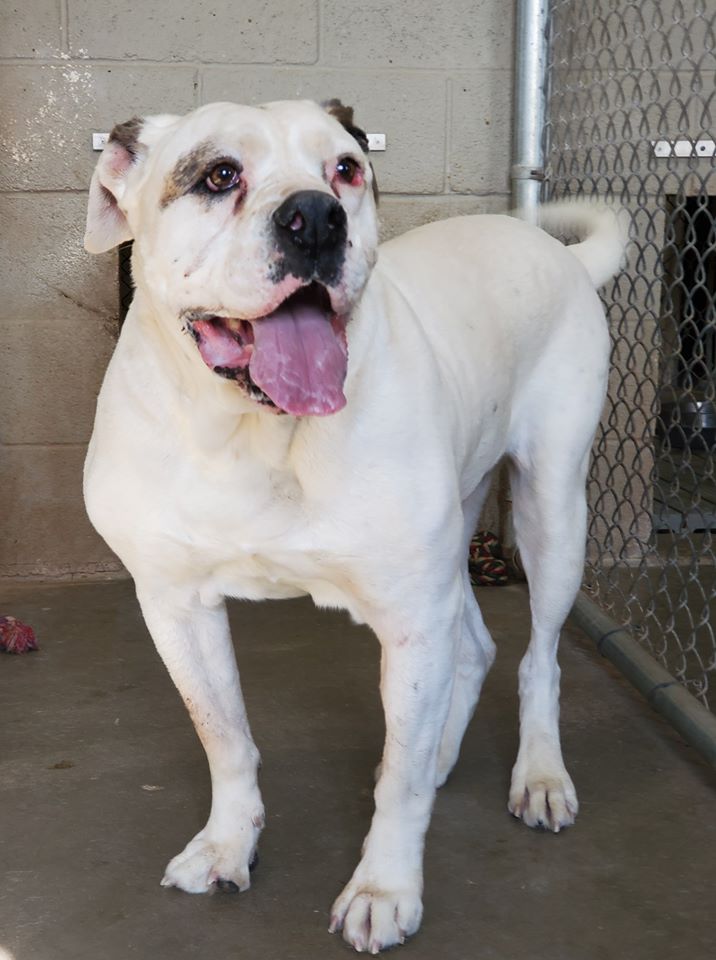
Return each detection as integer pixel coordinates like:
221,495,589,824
272,190,347,283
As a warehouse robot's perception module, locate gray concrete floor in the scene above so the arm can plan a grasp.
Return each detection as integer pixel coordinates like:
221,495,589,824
0,579,714,960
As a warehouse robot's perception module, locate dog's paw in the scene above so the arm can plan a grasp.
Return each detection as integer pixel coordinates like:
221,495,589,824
160,831,260,894
508,764,578,832
329,881,423,954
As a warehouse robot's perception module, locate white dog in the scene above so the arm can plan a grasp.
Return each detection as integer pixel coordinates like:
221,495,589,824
83,99,623,953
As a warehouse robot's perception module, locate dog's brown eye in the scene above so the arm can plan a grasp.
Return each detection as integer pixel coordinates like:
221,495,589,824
335,157,362,185
206,163,241,192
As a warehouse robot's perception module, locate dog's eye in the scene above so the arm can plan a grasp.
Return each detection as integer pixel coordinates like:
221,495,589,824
335,157,362,186
205,163,241,193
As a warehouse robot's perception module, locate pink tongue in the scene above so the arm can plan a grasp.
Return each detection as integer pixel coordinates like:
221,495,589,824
249,299,347,416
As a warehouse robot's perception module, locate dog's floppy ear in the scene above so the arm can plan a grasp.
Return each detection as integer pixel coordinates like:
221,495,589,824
84,114,178,254
322,99,379,203
323,98,370,153
84,118,145,254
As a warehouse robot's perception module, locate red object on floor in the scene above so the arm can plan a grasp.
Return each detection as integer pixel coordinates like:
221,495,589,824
0,616,39,654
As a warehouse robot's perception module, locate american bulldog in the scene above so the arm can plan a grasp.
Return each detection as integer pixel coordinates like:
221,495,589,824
83,98,623,953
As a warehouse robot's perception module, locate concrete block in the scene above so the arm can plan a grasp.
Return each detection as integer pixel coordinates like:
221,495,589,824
0,0,62,58
0,194,117,323
322,0,513,70
0,316,115,445
202,67,447,193
378,193,509,241
0,445,123,579
448,73,512,194
0,64,197,191
68,0,317,63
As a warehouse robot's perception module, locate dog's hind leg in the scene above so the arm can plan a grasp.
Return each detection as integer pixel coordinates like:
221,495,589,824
137,587,264,893
506,441,592,832
434,476,496,786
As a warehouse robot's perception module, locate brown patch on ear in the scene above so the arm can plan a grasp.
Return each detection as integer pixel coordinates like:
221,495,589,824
109,117,143,157
322,98,379,204
322,98,369,154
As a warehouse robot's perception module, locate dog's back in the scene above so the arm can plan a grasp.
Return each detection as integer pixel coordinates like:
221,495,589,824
368,206,622,486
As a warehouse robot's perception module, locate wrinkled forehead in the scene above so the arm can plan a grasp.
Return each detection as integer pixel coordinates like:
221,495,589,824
149,100,359,178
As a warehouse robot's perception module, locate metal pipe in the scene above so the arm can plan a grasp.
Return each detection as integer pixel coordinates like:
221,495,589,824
570,592,716,767
511,0,550,219
500,0,551,549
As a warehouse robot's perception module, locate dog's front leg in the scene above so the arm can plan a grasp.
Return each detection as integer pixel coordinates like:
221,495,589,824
137,587,264,894
330,580,463,953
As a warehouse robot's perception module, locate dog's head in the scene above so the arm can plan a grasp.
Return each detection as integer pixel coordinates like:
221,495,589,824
85,100,380,416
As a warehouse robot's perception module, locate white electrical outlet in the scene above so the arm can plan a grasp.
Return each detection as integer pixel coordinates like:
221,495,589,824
92,132,110,151
367,133,387,152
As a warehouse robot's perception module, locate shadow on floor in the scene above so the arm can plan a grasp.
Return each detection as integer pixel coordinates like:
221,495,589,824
0,579,714,960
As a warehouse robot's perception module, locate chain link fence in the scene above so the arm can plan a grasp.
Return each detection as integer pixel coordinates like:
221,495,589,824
544,0,716,709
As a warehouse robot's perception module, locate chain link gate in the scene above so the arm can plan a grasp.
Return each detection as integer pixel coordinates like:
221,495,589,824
543,0,716,710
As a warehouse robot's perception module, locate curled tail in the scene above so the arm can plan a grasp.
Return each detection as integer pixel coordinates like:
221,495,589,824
530,201,629,289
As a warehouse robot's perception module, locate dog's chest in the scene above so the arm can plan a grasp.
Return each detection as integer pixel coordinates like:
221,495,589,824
167,452,299,550
150,445,362,611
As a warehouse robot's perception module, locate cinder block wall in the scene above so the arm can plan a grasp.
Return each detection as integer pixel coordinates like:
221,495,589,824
0,0,514,580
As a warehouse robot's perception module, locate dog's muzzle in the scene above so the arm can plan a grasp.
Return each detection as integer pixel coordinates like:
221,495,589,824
186,193,352,418
272,190,348,285
188,283,349,418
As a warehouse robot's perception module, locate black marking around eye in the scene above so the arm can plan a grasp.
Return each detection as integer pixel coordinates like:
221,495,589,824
160,140,242,209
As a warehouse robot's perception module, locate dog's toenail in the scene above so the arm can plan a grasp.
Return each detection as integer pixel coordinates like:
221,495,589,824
215,878,240,893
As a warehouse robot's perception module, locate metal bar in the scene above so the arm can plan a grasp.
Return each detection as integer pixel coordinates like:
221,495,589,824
500,0,551,547
511,0,550,219
570,592,716,767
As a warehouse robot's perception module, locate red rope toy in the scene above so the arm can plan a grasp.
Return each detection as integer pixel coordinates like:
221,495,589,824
0,616,38,654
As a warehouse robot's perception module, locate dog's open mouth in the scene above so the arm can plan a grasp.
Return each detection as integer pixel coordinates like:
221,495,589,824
188,283,348,417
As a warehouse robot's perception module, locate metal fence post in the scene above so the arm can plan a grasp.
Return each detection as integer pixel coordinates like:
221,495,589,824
511,0,550,219
500,0,551,553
